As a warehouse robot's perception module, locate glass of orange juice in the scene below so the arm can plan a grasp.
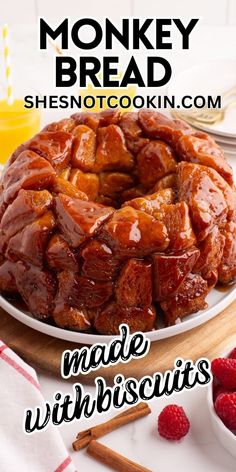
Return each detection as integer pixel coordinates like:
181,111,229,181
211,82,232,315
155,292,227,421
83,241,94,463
0,85,41,165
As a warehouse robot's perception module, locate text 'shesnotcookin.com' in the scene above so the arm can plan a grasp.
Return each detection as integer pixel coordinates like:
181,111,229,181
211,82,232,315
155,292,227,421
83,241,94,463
24,94,221,110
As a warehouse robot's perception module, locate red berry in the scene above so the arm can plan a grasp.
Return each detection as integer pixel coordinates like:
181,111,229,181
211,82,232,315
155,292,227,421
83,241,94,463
229,348,236,360
157,405,190,441
213,385,229,403
212,376,219,389
211,358,236,390
215,392,236,430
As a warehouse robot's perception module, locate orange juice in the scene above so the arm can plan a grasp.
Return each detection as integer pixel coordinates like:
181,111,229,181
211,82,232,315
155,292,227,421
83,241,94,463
0,99,41,164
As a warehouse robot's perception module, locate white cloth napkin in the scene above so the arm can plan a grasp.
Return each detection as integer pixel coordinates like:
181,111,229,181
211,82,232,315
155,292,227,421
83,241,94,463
0,339,76,472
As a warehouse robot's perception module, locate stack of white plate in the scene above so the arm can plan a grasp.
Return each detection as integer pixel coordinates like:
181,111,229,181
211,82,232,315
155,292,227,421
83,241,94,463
168,60,236,159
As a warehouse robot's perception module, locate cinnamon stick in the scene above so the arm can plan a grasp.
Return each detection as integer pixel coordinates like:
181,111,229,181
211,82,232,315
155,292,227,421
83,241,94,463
87,440,152,472
73,402,151,451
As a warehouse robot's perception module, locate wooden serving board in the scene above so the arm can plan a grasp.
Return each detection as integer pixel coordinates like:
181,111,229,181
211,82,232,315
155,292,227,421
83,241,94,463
0,302,236,385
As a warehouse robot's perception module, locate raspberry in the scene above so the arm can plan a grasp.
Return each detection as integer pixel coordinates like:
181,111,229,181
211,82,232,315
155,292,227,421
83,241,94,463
213,385,229,403
211,358,236,390
157,405,190,440
229,347,236,360
214,392,236,430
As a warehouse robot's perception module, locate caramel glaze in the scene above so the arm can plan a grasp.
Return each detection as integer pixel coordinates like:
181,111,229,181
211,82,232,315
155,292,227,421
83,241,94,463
0,109,236,334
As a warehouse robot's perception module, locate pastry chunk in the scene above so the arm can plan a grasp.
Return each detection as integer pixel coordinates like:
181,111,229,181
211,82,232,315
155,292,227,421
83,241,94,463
98,206,169,257
178,162,228,240
73,109,121,131
115,258,152,307
15,261,56,319
46,234,78,272
152,173,177,192
218,222,236,284
152,248,200,301
159,202,196,251
119,112,149,153
139,110,192,146
0,260,17,293
53,271,91,330
0,189,53,240
6,211,56,268
193,226,225,283
69,169,99,200
51,176,89,200
160,274,209,325
99,172,135,199
44,117,76,133
177,134,233,186
137,141,177,188
71,125,96,171
81,240,120,281
25,131,73,172
122,189,174,216
2,150,56,203
94,302,156,334
94,125,134,172
55,194,114,247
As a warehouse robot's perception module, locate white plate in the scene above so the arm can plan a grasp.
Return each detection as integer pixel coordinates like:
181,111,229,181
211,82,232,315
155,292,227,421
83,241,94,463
1,285,236,345
219,142,236,152
216,146,236,154
207,133,236,146
221,147,236,155
1,156,236,346
224,152,236,160
168,60,236,138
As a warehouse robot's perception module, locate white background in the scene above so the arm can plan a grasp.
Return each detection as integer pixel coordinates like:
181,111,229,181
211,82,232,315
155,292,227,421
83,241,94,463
0,0,236,25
